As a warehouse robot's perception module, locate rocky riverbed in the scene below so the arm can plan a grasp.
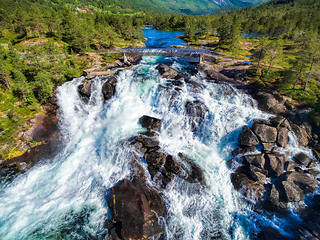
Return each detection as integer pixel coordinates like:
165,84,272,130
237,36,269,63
1,57,319,240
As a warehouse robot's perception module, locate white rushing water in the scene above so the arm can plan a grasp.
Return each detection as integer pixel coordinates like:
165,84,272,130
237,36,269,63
0,56,312,239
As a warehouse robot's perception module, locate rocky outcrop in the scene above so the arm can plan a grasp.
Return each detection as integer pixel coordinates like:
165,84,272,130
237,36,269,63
107,178,166,240
156,64,179,79
230,116,319,211
106,114,207,238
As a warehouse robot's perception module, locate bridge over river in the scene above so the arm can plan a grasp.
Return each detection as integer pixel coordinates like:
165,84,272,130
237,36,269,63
105,48,234,63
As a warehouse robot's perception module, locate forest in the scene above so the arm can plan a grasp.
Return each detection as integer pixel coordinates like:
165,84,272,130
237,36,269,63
0,0,320,159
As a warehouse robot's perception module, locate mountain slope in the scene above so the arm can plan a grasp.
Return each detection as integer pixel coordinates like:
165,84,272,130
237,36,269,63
24,0,269,15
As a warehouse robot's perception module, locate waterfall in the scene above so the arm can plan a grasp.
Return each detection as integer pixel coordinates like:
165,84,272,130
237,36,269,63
0,56,310,239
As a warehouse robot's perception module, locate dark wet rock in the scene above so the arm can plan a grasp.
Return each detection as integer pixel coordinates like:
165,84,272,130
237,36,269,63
243,154,265,169
102,76,117,101
291,124,310,147
78,80,95,103
268,184,288,211
286,161,299,171
185,100,208,132
247,165,268,182
165,155,182,175
136,135,160,148
256,227,292,240
285,171,317,194
277,127,289,148
238,126,259,147
102,82,114,101
265,154,286,177
231,172,266,200
198,64,230,82
232,146,257,156
132,142,147,156
107,178,166,240
294,152,313,167
139,115,162,133
160,168,174,187
178,153,205,185
145,152,166,171
156,64,179,79
252,122,277,143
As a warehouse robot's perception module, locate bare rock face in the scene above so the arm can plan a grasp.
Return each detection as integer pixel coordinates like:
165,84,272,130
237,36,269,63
156,64,179,79
277,127,289,148
252,122,278,143
265,154,286,177
238,126,259,147
107,178,166,240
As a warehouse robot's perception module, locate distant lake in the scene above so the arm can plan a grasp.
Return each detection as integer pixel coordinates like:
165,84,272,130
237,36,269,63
142,27,187,48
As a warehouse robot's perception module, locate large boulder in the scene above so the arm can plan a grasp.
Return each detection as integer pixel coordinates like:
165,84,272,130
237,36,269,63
78,80,95,103
185,100,208,132
156,64,178,79
294,152,313,167
136,134,160,149
252,92,286,114
291,124,310,147
243,154,265,169
139,115,162,132
285,171,318,194
231,172,266,200
178,153,206,185
277,127,289,148
265,154,286,177
107,178,166,240
145,151,166,171
238,126,259,147
252,122,277,143
102,76,117,101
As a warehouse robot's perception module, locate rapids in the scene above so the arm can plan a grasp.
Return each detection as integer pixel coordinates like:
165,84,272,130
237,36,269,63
0,30,316,239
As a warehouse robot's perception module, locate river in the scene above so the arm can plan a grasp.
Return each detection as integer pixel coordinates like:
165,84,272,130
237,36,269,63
0,28,313,239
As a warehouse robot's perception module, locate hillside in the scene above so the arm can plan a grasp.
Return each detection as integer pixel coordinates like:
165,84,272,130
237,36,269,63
0,0,269,15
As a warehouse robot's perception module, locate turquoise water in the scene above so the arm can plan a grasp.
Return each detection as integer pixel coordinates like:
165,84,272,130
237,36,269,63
143,27,187,48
